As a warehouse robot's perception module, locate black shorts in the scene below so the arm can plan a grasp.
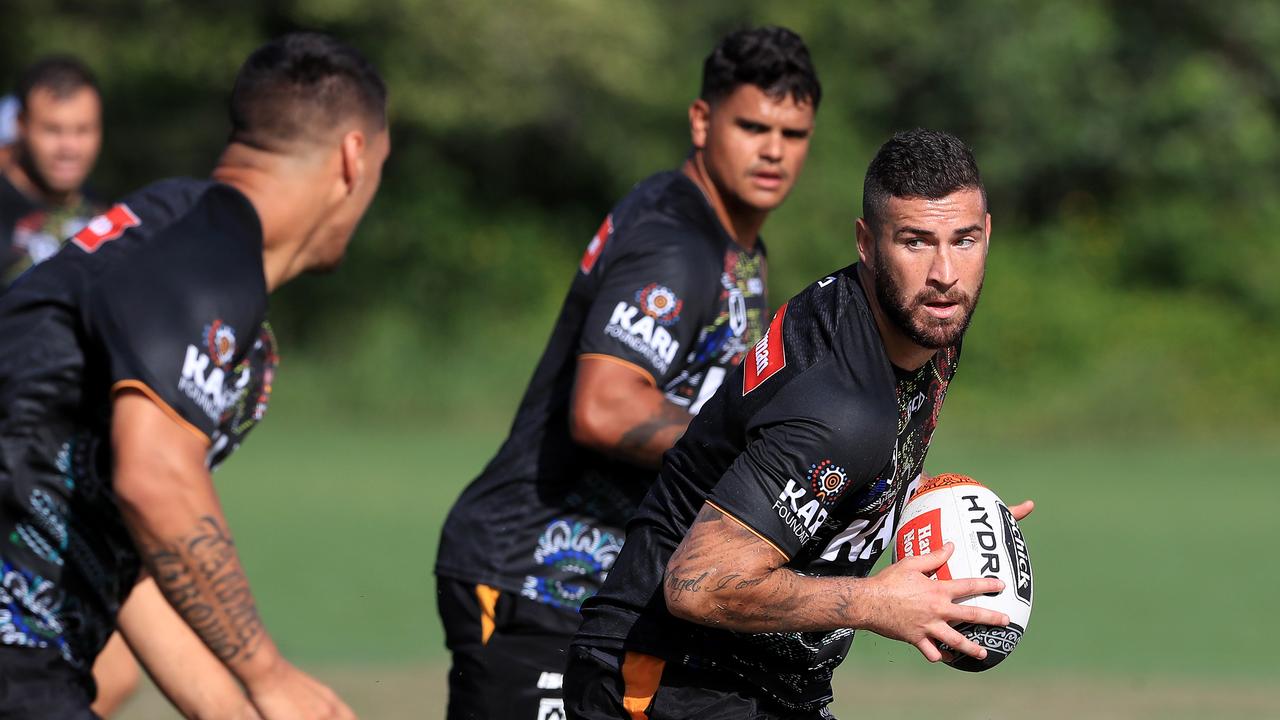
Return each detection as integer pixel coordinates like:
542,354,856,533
0,645,99,719
437,576,580,720
564,645,835,720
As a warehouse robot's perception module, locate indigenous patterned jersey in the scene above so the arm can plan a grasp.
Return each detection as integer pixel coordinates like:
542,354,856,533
575,264,962,712
0,173,105,286
436,171,768,619
0,179,275,674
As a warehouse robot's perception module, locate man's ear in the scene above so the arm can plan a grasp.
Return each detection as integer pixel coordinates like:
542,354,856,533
855,217,875,265
984,211,993,255
688,99,711,150
339,129,367,197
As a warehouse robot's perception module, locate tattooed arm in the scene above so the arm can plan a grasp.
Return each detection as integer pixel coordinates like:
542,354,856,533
111,390,352,720
569,355,691,468
664,503,1010,663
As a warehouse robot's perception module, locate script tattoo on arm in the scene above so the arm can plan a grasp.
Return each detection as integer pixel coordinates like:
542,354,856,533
145,515,265,664
663,504,871,633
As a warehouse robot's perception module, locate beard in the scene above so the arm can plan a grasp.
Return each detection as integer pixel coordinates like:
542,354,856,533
872,250,983,350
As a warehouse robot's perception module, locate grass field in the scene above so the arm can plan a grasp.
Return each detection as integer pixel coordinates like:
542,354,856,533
117,396,1280,718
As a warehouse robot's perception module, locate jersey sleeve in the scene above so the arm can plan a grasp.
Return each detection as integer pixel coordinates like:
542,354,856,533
85,241,262,443
576,226,714,385
706,417,879,560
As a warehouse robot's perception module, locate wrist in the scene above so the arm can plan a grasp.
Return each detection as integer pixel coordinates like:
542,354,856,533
235,640,287,693
843,576,881,632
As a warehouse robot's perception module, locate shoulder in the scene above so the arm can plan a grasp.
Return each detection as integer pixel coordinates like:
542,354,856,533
743,266,897,427
760,264,869,378
612,172,720,250
84,179,266,318
589,172,723,281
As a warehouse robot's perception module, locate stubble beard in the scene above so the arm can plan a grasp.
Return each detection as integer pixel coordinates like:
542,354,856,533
872,249,983,350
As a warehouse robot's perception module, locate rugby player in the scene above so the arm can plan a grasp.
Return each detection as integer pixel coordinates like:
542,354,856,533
0,32,388,718
434,26,820,719
1,56,106,286
567,129,1034,719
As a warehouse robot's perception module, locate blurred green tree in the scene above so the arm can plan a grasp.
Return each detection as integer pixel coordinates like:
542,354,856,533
3,0,1276,435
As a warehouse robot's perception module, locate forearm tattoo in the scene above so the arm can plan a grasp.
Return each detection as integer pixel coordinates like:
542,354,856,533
617,401,689,461
146,515,265,664
665,505,865,632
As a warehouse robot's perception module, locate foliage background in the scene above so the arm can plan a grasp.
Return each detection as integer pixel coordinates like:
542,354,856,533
5,0,1279,439
3,1,1279,715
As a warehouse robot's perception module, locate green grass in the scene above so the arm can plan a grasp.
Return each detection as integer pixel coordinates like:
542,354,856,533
211,398,1280,684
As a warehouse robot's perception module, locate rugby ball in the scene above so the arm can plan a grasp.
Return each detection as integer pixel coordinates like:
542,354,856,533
893,473,1033,672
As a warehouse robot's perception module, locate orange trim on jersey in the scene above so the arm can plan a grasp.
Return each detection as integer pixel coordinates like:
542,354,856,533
111,380,210,446
621,651,665,720
578,353,657,386
476,584,500,645
704,500,790,561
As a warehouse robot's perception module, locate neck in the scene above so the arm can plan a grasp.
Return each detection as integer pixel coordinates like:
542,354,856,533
211,143,322,293
4,158,81,207
681,155,767,251
856,263,935,372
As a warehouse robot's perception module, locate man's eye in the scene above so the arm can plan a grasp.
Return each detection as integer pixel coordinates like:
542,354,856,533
907,238,927,248
956,237,976,248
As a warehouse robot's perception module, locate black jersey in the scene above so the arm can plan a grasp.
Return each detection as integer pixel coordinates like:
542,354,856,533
436,171,768,616
0,178,275,674
575,264,962,712
0,173,105,286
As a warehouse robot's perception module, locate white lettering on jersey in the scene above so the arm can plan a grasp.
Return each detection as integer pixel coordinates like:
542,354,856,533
772,479,830,543
179,344,251,421
820,474,923,563
603,301,681,373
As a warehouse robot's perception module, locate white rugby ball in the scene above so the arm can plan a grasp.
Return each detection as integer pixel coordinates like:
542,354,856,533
892,473,1033,672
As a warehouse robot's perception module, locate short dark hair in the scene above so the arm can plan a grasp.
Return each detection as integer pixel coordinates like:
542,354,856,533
229,32,386,151
16,55,99,110
862,129,985,232
700,26,821,109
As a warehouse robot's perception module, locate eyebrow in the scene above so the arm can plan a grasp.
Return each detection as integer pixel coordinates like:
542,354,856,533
895,224,984,237
734,116,812,133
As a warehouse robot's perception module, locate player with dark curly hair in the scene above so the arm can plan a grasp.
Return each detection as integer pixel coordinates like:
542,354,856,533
435,26,821,719
567,129,1035,720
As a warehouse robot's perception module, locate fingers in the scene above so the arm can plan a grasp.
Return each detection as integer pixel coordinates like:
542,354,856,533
936,624,989,662
946,601,1009,628
1008,499,1035,521
914,637,942,663
900,541,954,574
945,576,1005,600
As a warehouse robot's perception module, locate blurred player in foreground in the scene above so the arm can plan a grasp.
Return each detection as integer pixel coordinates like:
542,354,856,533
568,129,1034,719
1,56,107,286
435,25,820,719
0,32,388,719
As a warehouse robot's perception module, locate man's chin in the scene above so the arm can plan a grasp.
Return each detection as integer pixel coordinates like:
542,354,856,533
908,315,969,349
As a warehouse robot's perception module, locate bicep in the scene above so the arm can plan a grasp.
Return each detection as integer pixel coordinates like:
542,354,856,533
112,389,210,508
